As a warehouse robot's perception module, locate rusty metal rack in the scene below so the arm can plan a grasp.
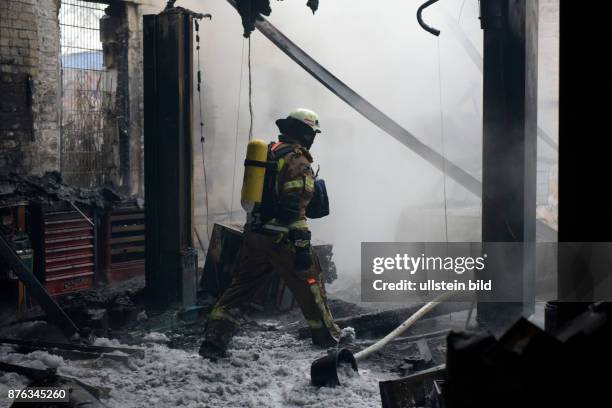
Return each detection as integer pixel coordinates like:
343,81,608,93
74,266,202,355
31,203,95,296
99,205,145,283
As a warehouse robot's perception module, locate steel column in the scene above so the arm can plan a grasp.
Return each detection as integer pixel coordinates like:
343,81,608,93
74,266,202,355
546,1,612,331
143,8,195,310
477,0,538,330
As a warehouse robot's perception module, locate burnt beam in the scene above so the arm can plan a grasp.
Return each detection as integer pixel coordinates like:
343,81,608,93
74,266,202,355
0,231,79,338
545,1,612,331
144,7,196,310
297,302,469,339
477,0,538,330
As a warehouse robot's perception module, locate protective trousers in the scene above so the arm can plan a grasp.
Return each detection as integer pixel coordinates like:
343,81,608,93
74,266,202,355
203,229,339,351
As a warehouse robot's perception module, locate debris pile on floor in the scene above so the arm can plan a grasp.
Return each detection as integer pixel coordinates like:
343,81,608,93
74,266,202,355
0,171,140,210
1,328,386,408
0,293,466,407
445,302,612,407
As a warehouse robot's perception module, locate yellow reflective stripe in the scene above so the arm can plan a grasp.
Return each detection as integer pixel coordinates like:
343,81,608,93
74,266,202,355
309,284,336,330
264,219,308,233
210,306,225,317
262,222,289,233
284,179,304,190
274,159,286,196
210,306,240,324
289,219,308,229
306,319,324,329
284,177,314,192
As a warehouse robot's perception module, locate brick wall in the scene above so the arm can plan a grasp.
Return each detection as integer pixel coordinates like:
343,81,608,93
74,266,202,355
0,0,61,175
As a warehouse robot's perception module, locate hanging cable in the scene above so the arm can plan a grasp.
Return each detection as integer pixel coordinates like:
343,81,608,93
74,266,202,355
458,0,467,23
248,36,254,140
436,36,453,322
194,18,211,241
437,38,449,243
417,0,441,36
230,40,246,222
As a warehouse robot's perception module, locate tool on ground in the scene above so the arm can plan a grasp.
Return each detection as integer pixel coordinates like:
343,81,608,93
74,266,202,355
311,292,453,387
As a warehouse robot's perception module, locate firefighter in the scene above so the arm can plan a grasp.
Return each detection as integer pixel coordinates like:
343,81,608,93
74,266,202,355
199,108,340,360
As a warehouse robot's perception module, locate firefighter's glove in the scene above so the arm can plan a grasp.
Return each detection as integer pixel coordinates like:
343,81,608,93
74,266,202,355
290,229,312,272
276,200,301,223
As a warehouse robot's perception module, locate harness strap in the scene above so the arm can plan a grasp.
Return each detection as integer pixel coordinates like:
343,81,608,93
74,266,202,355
244,159,267,168
244,159,277,170
271,146,296,160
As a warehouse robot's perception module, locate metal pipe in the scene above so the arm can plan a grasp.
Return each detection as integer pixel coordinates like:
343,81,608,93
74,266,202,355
223,0,557,240
417,0,441,36
354,292,452,360
225,0,481,197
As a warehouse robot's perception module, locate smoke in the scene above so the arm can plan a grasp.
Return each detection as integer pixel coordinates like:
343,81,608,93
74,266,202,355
142,0,558,289
184,0,484,282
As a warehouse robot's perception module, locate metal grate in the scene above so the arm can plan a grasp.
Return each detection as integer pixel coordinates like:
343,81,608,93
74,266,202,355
102,206,146,283
40,205,96,296
59,0,116,188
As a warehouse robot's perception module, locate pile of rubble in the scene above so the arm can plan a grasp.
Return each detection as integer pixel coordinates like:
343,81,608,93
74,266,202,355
0,171,141,210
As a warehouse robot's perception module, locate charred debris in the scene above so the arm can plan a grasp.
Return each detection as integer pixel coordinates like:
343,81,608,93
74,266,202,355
1,0,611,407
232,0,320,38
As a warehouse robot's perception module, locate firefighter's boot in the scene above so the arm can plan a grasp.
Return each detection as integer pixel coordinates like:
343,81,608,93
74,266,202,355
199,307,239,361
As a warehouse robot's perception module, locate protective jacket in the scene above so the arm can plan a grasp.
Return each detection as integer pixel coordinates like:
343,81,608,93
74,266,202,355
250,141,315,235
199,140,339,357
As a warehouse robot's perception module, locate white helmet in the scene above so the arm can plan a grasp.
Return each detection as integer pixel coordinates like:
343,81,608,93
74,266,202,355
284,108,321,133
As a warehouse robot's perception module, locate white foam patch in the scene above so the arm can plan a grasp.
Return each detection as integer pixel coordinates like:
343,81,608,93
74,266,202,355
93,337,123,347
0,330,389,407
142,332,170,343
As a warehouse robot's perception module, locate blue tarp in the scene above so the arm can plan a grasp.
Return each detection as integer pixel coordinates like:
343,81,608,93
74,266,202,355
61,50,103,70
